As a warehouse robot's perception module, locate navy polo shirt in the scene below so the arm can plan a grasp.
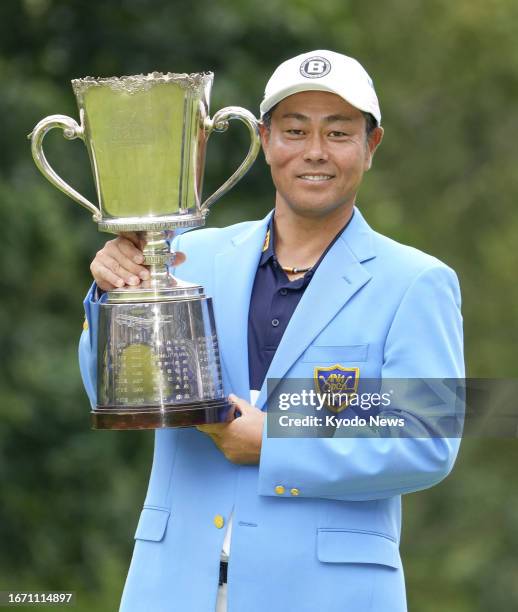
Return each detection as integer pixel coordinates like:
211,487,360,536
247,212,354,391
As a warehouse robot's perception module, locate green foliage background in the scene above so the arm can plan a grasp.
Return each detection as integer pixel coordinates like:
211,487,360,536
1,0,517,610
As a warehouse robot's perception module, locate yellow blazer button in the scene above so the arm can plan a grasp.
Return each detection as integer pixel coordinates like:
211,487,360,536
274,485,285,495
290,488,300,496
214,514,225,529
83,319,89,331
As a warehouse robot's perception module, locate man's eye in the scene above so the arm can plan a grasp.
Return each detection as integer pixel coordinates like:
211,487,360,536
286,129,305,135
329,131,348,137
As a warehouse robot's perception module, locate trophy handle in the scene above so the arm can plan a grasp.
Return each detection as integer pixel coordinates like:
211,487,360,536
201,106,261,213
28,114,102,221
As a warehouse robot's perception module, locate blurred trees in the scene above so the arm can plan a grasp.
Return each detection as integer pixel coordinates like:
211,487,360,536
1,0,517,610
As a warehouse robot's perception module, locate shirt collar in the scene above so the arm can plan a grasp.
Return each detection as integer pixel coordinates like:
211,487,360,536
258,209,355,271
259,217,276,267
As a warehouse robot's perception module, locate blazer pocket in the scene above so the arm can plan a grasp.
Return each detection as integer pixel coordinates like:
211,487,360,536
134,506,171,542
317,529,399,569
302,344,369,363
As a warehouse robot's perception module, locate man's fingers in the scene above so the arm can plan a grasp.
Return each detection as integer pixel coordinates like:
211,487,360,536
119,231,145,250
173,251,186,266
101,239,149,283
90,235,186,291
225,403,238,422
228,394,254,413
91,261,125,291
117,238,146,265
100,252,143,286
115,240,150,280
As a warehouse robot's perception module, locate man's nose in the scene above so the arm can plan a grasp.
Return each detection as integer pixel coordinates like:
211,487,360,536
303,133,328,162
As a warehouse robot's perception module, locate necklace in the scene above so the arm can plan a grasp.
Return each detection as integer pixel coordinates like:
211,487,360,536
281,265,312,274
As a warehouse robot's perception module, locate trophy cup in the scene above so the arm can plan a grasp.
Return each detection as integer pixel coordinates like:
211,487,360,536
29,72,261,430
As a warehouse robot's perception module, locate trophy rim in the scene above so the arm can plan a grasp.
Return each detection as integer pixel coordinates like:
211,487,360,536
97,212,207,233
71,71,214,96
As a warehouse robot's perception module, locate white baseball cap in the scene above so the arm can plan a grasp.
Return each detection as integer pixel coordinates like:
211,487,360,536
260,49,381,125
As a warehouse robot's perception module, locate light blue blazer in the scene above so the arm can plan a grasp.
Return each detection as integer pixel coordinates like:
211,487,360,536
79,207,464,612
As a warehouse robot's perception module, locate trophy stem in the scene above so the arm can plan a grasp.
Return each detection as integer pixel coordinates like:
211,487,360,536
106,229,202,303
141,230,175,288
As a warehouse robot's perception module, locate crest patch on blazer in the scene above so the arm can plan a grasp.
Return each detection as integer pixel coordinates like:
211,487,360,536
314,365,359,413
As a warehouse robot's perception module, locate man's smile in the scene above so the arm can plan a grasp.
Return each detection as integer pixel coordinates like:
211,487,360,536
297,173,335,182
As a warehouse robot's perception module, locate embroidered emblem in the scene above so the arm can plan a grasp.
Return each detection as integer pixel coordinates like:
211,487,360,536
314,365,359,413
300,56,331,79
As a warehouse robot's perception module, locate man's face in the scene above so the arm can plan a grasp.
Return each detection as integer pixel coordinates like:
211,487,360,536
260,91,383,219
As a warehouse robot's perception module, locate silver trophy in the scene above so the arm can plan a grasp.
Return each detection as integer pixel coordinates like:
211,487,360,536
29,72,261,429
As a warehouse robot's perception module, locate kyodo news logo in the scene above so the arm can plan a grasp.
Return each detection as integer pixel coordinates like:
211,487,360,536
300,56,331,78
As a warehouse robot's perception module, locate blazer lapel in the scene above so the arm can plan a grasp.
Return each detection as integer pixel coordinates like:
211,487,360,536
213,213,273,398
255,207,376,409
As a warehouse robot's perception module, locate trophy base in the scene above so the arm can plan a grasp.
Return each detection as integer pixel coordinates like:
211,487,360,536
91,399,231,430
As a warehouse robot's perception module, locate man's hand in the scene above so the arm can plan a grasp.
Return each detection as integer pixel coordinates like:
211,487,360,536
197,394,265,465
90,232,186,291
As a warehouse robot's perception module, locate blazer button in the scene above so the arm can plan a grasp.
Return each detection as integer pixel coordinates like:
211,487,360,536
274,485,285,495
290,488,300,496
214,514,225,529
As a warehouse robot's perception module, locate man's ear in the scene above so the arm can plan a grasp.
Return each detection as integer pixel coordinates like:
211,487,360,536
365,126,384,170
259,122,271,165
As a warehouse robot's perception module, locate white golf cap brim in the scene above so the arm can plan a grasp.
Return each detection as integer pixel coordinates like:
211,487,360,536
260,50,381,125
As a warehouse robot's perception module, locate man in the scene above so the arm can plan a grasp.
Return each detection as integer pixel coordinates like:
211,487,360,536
80,50,464,611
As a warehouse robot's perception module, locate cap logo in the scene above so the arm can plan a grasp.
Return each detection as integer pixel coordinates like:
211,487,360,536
300,56,331,79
